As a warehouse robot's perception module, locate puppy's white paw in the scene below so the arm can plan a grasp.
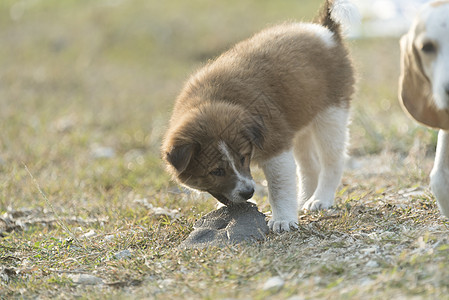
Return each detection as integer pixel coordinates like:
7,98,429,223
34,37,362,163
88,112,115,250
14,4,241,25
302,198,332,211
268,218,298,233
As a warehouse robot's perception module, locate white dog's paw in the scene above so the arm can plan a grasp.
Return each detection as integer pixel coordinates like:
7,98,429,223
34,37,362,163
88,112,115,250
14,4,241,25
268,218,298,233
302,198,332,211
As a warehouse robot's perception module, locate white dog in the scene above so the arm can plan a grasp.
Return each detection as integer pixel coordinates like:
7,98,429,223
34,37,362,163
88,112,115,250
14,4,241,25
399,0,449,217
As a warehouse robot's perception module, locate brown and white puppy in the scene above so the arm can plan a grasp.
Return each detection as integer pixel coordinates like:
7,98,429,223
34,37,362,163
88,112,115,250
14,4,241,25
399,0,449,218
162,0,357,232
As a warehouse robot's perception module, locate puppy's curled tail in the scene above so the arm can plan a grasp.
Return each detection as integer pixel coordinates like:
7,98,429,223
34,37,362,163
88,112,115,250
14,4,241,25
316,0,360,41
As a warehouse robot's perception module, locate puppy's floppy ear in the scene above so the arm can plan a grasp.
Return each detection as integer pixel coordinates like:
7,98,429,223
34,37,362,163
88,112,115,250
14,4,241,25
165,143,198,174
244,116,265,149
399,32,449,129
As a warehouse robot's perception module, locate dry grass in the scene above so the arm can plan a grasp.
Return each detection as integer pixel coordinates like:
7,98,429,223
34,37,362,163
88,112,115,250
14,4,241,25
1,0,448,299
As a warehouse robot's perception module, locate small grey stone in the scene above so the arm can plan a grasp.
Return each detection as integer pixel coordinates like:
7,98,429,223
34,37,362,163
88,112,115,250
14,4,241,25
91,146,115,159
81,229,96,239
158,278,174,288
114,249,132,260
179,202,268,249
365,260,379,268
68,274,103,285
262,276,284,291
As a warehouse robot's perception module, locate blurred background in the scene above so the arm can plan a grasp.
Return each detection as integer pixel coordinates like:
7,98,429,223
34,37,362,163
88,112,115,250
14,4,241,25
352,0,428,37
0,0,437,212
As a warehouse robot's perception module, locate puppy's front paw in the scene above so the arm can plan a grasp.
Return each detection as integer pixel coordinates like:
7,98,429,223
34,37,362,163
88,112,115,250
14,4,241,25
302,198,332,211
268,218,298,233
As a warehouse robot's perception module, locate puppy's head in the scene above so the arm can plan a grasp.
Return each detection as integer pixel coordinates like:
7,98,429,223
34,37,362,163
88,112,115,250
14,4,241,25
399,1,449,129
162,102,264,206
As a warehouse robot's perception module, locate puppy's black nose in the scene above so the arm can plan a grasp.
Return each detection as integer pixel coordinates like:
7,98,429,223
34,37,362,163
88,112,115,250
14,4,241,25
240,188,255,200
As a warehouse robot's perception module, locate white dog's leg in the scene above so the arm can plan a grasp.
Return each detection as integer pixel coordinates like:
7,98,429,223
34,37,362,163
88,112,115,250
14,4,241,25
303,106,349,211
293,126,320,207
261,150,298,233
430,130,449,218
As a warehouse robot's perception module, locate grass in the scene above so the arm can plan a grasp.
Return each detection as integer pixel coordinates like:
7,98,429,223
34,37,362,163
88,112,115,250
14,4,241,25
0,0,448,299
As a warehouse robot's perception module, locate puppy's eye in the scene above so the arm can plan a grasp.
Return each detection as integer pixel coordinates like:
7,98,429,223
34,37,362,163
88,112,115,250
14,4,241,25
421,42,436,54
210,168,225,177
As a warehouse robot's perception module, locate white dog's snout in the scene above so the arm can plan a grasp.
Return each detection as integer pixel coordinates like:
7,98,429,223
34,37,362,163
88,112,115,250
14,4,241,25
434,79,449,109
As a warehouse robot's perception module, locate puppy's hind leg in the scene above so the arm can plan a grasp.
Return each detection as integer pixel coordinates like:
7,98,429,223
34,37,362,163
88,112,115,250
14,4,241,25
293,126,320,208
302,106,349,211
430,130,449,218
261,150,298,233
